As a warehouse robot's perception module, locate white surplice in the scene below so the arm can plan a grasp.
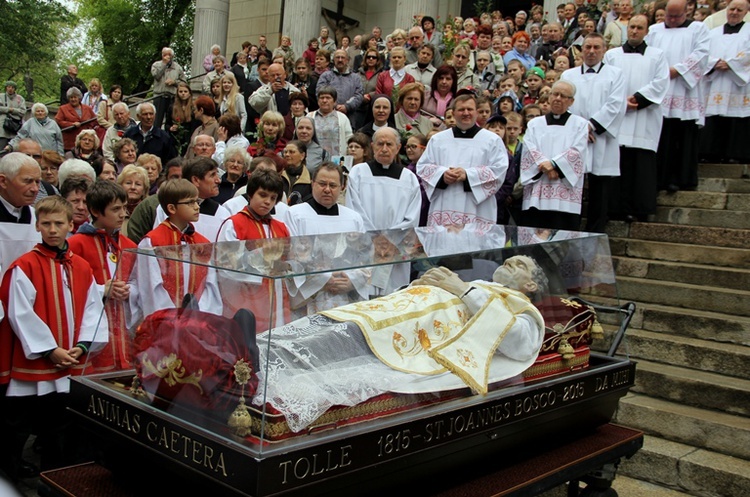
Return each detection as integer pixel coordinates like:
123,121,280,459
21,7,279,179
703,23,750,118
520,113,590,215
604,44,671,152
345,161,422,232
282,202,369,314
153,203,231,243
561,64,627,175
645,20,711,123
416,127,508,228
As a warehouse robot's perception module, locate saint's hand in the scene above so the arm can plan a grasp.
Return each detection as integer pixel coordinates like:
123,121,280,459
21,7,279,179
417,266,470,297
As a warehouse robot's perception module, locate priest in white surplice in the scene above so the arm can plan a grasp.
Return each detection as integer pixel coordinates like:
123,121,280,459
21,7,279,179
416,93,507,229
645,0,710,192
699,0,750,164
520,80,590,232
345,127,421,295
560,32,627,233
604,14,671,222
283,162,369,315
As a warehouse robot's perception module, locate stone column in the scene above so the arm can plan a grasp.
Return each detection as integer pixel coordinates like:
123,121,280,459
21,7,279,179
394,0,440,33
191,0,230,86
282,0,322,61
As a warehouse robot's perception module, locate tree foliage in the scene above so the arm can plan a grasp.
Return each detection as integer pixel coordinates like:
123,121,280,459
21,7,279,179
0,0,74,101
78,0,195,95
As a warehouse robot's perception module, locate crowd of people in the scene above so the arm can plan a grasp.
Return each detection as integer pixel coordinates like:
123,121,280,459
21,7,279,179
0,0,748,488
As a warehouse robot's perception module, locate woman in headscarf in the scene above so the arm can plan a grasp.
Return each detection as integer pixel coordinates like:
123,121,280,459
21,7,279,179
356,94,396,138
293,116,330,173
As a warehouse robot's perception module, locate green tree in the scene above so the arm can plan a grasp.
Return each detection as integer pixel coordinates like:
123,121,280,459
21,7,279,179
0,0,74,102
78,0,195,96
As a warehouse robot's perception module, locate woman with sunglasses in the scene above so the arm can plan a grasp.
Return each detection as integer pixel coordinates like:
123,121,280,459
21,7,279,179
353,47,385,130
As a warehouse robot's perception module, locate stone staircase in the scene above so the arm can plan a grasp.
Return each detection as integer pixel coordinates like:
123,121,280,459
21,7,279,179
593,162,750,496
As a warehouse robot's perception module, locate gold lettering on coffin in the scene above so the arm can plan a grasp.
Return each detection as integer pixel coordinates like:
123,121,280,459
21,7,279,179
140,352,204,393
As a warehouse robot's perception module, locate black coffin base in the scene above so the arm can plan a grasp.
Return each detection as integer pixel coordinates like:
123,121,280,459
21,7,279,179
67,354,636,497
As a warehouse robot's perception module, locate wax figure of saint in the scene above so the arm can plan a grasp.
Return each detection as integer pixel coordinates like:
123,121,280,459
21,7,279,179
252,255,548,433
416,93,507,228
604,15,671,222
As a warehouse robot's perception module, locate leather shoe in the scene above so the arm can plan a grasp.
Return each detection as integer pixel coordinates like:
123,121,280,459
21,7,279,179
16,460,39,479
666,183,679,193
624,215,637,223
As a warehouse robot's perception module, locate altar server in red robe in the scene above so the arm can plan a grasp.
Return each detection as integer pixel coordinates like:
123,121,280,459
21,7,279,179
68,180,136,372
0,196,107,472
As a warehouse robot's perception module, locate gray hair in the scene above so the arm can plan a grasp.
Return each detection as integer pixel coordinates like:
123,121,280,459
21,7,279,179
211,44,221,52
31,102,48,116
0,152,40,179
112,102,129,113
552,79,576,97
136,102,156,116
223,145,251,170
192,134,216,147
58,158,96,187
372,126,401,147
66,87,83,99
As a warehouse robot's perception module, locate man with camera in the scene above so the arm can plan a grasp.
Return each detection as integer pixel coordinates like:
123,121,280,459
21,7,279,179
248,63,300,117
151,47,186,130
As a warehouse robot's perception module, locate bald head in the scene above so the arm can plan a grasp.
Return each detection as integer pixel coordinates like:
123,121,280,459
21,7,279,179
665,0,687,27
267,63,286,84
726,0,750,25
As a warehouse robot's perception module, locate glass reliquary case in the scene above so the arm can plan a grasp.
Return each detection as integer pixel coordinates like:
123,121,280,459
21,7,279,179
69,225,635,497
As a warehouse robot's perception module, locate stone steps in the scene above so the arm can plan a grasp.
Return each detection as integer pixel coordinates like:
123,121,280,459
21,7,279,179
656,190,750,211
584,293,750,347
616,276,750,317
604,163,750,495
698,177,750,193
628,359,750,417
618,434,750,497
606,222,750,250
610,237,750,268
615,393,750,461
697,162,749,179
653,205,750,229
622,328,750,380
612,256,750,290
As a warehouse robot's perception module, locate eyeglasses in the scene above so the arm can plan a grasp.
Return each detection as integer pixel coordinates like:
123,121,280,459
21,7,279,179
314,180,340,190
366,55,378,60
409,35,422,40
549,91,574,99
174,199,200,206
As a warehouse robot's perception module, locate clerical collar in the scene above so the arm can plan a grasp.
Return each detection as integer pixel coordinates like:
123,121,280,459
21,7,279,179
308,198,339,216
623,41,647,55
582,62,604,74
724,22,744,34
545,112,571,126
665,19,692,29
368,159,403,179
452,124,481,139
